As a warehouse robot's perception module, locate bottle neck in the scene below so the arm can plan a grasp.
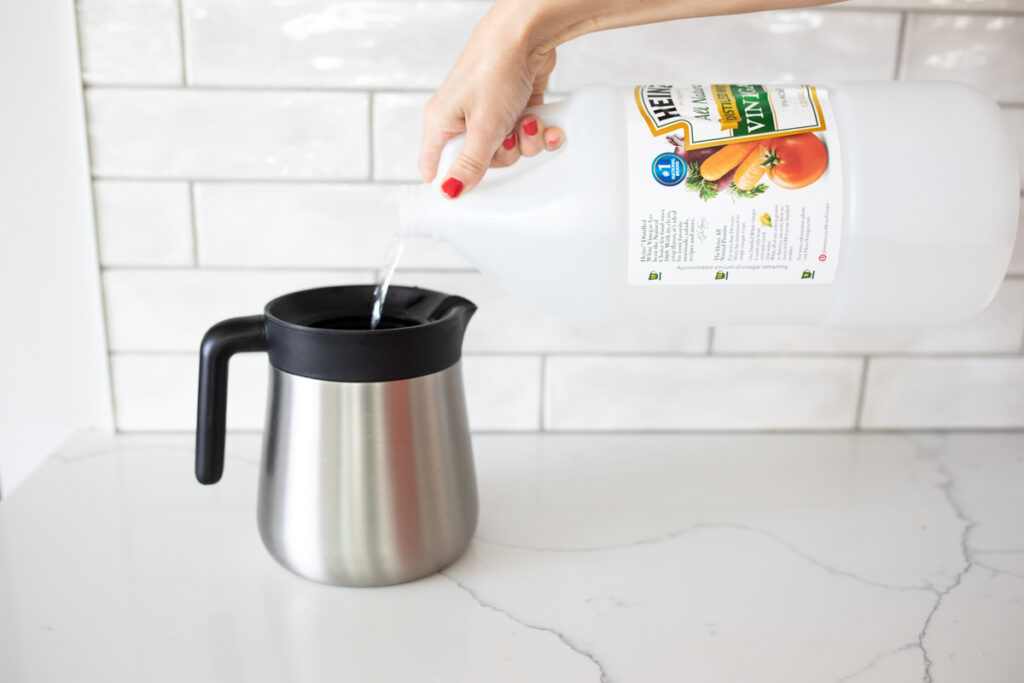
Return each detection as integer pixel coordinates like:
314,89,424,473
398,183,439,239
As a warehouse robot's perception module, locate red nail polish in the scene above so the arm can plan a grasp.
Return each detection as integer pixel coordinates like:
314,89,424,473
523,119,538,136
502,133,516,150
441,177,464,199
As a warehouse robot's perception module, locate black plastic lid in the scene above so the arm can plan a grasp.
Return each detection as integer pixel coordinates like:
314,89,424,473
263,285,476,382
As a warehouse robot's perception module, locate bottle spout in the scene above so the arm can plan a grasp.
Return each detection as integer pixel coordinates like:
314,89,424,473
399,183,438,239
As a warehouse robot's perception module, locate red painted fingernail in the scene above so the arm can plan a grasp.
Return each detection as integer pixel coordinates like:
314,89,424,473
502,133,516,150
441,177,463,199
545,131,561,148
523,119,538,136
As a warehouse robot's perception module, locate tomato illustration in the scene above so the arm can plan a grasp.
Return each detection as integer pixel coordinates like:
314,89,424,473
764,133,828,190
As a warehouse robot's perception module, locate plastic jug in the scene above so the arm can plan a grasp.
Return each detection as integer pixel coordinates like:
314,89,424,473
400,81,1019,327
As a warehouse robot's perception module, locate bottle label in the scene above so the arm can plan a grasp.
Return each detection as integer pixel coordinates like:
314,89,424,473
627,84,842,285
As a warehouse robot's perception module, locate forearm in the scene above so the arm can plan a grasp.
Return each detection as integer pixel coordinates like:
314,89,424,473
494,0,844,55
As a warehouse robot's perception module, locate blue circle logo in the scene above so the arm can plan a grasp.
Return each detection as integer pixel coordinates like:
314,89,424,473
651,153,687,186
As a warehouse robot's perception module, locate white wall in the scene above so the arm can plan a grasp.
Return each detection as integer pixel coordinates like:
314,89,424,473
77,0,1024,434
0,1,114,496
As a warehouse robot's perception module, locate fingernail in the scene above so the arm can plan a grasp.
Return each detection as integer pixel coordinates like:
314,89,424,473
441,177,464,199
523,119,538,136
502,133,516,150
545,131,561,149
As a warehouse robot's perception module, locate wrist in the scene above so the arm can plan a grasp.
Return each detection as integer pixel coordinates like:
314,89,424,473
487,0,566,57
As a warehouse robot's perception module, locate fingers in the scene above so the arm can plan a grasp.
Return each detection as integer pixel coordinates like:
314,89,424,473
419,124,457,184
543,126,565,152
517,115,546,158
439,121,506,199
491,131,521,168
490,121,564,169
435,116,567,199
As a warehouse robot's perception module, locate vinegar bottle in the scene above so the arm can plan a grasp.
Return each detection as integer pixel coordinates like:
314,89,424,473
399,82,1019,327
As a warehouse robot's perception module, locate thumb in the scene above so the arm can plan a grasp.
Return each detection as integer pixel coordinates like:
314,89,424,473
438,123,505,199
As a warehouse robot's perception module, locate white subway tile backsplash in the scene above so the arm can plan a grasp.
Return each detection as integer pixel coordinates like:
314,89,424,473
78,0,1024,437
193,183,468,268
86,89,369,180
545,356,863,430
397,271,710,353
1010,197,1024,275
462,356,542,431
103,269,372,352
373,92,431,182
550,11,900,91
861,357,1024,428
109,353,537,432
184,0,487,88
712,279,1024,354
111,353,266,431
94,181,194,266
902,15,1024,102
77,0,183,85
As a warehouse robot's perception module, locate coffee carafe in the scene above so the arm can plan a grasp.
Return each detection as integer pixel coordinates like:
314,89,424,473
195,285,478,587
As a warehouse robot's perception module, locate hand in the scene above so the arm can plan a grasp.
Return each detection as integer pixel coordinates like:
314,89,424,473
418,7,565,199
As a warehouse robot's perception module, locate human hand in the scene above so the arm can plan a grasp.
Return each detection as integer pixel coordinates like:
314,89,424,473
418,4,565,199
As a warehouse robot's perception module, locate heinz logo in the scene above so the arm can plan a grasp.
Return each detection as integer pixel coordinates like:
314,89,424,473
644,86,681,124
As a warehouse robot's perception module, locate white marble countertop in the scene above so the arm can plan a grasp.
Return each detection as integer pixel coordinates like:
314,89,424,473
1,432,1022,682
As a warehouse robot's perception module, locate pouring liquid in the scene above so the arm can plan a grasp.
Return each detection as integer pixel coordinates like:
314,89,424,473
370,235,405,329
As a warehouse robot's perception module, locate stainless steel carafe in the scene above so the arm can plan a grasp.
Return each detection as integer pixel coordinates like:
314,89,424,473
195,285,478,587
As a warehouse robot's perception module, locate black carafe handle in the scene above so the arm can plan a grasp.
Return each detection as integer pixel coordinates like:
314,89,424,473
196,315,269,485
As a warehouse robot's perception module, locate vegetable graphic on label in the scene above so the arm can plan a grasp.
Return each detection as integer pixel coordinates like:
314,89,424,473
758,212,773,227
761,133,828,189
732,143,773,191
700,140,760,181
666,131,828,201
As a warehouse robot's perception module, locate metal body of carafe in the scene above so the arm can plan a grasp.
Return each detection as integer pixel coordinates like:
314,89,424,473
258,363,476,586
195,285,478,587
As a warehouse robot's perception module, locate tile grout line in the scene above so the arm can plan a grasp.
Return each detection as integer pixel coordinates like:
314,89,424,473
107,350,1024,360
188,182,200,267
72,0,120,433
853,356,871,430
90,176,421,185
892,10,909,81
368,92,375,181
539,355,548,432
91,262,1024,281
114,427,1024,436
177,0,190,86
73,83,1024,110
99,265,472,273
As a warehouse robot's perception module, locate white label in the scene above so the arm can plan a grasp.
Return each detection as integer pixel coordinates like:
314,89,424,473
628,84,842,285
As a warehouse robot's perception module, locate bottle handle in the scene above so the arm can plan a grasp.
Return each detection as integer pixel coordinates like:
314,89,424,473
435,99,570,187
195,315,269,485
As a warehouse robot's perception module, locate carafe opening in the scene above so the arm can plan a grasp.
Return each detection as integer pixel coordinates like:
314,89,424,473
307,315,420,331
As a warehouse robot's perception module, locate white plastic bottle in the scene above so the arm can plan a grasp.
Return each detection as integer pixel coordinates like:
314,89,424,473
400,82,1019,327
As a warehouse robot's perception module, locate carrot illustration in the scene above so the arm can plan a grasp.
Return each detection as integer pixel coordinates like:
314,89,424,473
732,142,773,191
700,140,760,181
